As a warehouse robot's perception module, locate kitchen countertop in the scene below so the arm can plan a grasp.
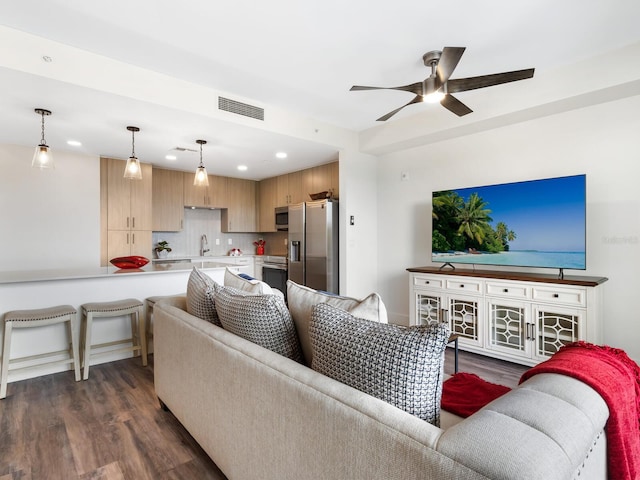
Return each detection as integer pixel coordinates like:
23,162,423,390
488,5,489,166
0,261,235,285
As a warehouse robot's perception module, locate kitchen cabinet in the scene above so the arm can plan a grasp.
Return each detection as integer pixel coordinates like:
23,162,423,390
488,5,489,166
103,157,153,261
408,267,607,366
222,177,257,232
258,176,278,232
276,171,304,206
183,172,228,208
152,168,184,231
328,161,339,199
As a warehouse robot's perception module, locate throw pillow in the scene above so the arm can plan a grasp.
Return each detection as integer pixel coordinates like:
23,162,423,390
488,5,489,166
287,280,388,366
224,267,274,295
310,303,450,426
186,267,222,326
213,283,303,362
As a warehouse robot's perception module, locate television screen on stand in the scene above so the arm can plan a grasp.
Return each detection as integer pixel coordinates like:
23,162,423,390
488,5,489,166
431,174,586,276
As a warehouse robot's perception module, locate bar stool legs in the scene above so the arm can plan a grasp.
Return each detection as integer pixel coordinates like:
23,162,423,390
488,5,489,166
1,305,81,399
80,298,146,380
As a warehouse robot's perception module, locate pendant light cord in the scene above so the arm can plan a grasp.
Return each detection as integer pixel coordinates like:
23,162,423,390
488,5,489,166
131,129,136,157
40,111,46,145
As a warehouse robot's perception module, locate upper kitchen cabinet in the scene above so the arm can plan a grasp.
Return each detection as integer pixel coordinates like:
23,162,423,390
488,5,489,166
258,176,278,232
101,157,153,263
222,177,257,232
302,162,338,201
183,172,228,208
328,161,339,200
276,171,304,207
152,168,184,231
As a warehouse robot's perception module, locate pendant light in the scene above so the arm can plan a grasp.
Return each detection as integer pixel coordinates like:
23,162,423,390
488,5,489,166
32,108,54,169
124,126,142,180
194,139,209,187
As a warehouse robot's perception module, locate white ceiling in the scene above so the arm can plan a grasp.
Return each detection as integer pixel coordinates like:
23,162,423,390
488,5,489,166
1,1,639,179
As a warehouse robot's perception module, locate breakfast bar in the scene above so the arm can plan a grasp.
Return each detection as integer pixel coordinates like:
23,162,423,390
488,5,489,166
0,261,248,384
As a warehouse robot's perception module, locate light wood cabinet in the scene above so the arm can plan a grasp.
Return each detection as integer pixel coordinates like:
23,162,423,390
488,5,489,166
222,177,257,232
328,161,339,199
183,172,228,208
408,268,607,367
258,176,278,232
102,157,153,262
276,171,304,206
152,168,184,231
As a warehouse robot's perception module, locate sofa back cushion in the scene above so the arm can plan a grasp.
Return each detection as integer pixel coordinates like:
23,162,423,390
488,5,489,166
287,280,387,366
186,267,221,326
214,283,303,363
310,303,450,426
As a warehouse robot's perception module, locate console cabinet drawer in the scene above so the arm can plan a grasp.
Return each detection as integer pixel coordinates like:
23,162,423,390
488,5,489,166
486,282,529,300
446,278,482,294
532,286,586,307
412,275,444,290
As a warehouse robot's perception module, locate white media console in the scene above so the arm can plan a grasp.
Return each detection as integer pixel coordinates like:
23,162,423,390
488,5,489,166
408,267,608,366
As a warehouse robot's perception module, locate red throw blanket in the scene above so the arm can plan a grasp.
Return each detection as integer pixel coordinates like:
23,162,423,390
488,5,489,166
520,342,640,480
442,372,511,418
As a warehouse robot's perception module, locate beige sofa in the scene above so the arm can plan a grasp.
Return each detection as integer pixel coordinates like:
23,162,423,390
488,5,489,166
153,296,609,480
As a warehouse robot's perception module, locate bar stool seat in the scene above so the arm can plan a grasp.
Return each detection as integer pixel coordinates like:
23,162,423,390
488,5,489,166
1,304,81,399
80,298,146,380
145,294,183,345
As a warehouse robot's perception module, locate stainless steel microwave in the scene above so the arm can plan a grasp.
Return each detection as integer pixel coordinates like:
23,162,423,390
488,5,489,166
275,206,288,231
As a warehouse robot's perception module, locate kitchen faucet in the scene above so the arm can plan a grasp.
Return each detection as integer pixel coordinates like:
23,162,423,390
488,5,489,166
200,234,209,256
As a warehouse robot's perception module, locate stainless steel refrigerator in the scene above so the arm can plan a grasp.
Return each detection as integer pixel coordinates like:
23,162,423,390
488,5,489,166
288,199,339,294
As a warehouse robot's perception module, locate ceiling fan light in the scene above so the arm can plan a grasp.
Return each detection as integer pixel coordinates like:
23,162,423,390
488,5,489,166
32,144,54,169
423,90,445,104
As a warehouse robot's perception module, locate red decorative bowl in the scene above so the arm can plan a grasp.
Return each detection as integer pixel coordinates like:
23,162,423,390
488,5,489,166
109,256,150,269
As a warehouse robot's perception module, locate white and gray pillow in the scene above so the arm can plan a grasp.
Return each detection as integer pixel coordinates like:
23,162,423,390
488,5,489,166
309,303,450,426
287,279,388,366
186,267,221,326
213,283,303,363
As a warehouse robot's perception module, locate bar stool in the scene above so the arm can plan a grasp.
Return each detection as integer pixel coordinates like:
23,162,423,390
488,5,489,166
145,294,182,347
80,298,146,380
1,305,81,399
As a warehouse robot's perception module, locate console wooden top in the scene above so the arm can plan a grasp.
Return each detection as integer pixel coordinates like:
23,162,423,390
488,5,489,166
407,266,608,288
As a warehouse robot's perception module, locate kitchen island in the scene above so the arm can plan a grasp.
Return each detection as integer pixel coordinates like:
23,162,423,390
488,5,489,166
0,261,248,384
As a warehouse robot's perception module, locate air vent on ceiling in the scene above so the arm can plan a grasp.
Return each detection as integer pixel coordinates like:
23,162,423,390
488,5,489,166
172,147,198,152
218,96,264,121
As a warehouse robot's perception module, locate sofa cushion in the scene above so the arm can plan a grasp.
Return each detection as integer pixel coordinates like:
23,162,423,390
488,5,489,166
213,283,303,362
287,280,388,366
186,267,222,326
310,303,450,425
224,267,272,294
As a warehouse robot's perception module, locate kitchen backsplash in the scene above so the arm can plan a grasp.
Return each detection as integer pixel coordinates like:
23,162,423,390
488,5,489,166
152,208,287,258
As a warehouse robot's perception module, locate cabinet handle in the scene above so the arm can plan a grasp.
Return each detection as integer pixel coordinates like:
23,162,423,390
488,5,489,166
503,288,509,293
132,233,135,244
424,280,430,285
460,284,465,288
132,217,135,229
127,217,130,228
553,293,559,298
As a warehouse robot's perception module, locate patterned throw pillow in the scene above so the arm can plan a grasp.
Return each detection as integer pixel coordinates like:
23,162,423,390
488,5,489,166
310,303,450,425
213,283,303,362
186,267,222,326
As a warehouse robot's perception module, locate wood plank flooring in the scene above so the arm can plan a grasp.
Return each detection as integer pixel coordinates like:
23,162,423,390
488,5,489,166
0,350,528,479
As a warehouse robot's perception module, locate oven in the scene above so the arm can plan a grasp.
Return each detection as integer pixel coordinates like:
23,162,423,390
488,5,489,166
261,255,288,299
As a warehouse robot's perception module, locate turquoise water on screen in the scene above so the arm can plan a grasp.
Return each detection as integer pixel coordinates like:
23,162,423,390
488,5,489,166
434,250,586,269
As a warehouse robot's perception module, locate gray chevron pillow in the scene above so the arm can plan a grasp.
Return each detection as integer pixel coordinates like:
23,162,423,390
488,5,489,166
310,303,450,425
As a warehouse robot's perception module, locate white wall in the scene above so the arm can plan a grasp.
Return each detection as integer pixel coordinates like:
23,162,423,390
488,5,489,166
376,95,640,362
0,144,100,270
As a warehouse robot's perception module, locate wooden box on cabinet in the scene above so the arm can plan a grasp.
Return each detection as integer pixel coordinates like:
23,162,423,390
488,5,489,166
408,267,607,366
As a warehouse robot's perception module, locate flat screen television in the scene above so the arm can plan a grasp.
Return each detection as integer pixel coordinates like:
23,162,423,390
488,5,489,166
431,174,586,273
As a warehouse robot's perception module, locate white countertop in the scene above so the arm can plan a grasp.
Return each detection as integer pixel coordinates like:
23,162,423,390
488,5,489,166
0,261,234,285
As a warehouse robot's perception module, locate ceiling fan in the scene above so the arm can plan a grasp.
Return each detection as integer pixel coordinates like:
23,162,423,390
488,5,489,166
350,47,535,121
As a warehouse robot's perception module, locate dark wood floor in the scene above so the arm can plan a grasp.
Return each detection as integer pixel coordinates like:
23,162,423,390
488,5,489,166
0,349,528,480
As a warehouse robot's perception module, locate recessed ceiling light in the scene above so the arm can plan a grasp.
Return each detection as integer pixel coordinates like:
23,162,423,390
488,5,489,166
66,140,82,146
276,152,287,159
237,165,248,171
165,154,177,160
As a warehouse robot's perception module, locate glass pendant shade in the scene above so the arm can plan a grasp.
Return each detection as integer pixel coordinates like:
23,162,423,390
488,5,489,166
32,143,54,169
124,156,142,180
194,139,209,186
32,108,54,169
124,126,142,180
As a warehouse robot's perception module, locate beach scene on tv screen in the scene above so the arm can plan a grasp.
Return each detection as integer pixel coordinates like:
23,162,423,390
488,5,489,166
432,175,586,270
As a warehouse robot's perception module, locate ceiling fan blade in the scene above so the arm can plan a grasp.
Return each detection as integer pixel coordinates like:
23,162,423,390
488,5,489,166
436,47,466,85
376,95,423,121
440,94,473,117
350,82,423,96
447,68,535,93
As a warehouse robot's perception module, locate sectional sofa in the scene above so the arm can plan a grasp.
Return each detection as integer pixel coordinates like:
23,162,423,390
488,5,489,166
152,270,609,479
